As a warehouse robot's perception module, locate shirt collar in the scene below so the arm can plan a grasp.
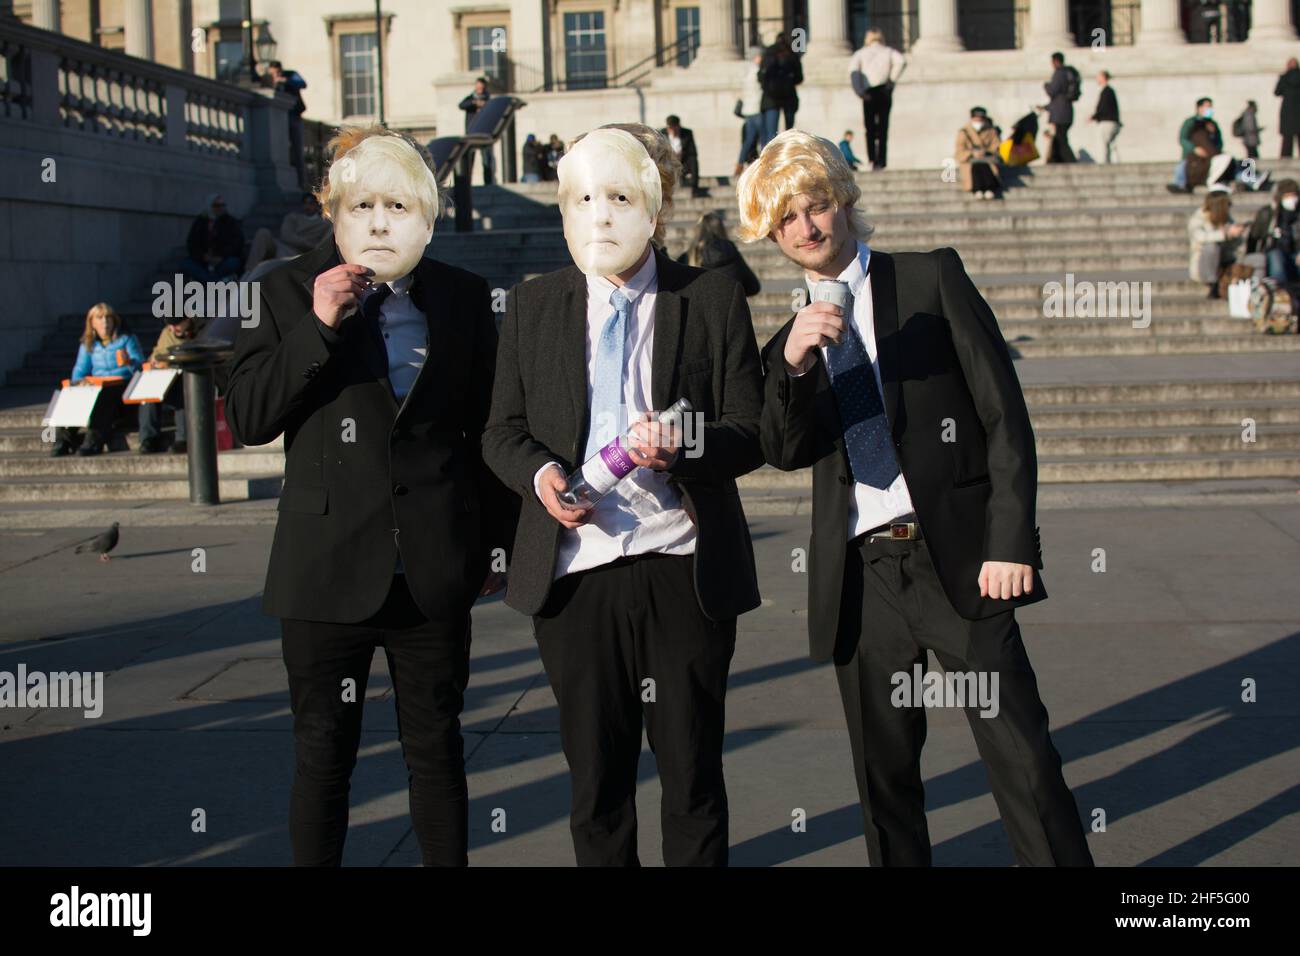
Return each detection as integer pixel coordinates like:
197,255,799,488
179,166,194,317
588,244,657,308
804,240,871,300
360,269,415,302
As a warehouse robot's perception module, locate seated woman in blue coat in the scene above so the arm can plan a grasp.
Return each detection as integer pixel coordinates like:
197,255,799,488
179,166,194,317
51,302,145,457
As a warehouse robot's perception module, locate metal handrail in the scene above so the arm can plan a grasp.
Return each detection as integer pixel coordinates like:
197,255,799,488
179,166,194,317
528,29,700,94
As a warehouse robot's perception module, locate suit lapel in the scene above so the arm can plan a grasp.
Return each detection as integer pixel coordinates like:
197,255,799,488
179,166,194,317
650,248,684,411
558,267,589,457
868,250,901,434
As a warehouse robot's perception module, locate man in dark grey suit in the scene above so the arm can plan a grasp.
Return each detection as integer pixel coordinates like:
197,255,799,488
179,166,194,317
483,127,764,866
739,130,1092,866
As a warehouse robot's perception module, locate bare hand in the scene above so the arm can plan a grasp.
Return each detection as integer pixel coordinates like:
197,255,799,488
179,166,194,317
313,263,375,328
628,412,681,470
1194,146,1209,157
537,464,590,529
783,300,845,375
978,561,1035,600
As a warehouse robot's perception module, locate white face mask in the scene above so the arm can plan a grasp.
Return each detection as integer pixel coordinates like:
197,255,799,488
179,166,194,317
333,175,434,283
971,120,985,131
1283,195,1299,212
560,141,657,277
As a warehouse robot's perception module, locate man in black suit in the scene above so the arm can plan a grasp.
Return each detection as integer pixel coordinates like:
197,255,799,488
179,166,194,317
226,127,513,866
661,115,706,197
483,126,764,866
739,130,1092,866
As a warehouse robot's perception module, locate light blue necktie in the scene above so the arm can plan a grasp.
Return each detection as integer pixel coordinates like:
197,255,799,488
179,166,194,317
824,285,901,490
584,288,632,460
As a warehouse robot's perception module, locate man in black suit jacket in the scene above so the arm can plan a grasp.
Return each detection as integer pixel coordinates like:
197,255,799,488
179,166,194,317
740,130,1092,866
483,126,764,865
662,115,706,197
226,127,513,866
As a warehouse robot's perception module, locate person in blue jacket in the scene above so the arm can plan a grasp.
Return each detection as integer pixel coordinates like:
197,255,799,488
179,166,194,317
51,303,145,457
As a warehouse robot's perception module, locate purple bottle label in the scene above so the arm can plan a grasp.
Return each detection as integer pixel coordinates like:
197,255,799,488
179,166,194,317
598,437,637,480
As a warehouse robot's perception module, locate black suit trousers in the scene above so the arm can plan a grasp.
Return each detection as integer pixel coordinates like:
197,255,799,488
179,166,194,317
280,574,471,866
533,553,736,866
862,84,893,168
832,535,1093,867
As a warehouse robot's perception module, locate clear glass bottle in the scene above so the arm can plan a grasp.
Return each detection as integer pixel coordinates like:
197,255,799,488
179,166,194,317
559,398,693,509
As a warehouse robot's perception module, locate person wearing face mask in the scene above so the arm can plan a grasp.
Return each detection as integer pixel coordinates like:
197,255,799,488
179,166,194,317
955,107,1002,200
225,126,516,867
483,126,765,866
1167,97,1272,195
745,130,1092,867
1247,178,1300,285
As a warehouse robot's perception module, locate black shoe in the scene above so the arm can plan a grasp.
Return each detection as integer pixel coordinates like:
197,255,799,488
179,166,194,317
170,440,187,454
77,441,103,456
138,437,165,454
1166,183,1191,194
49,440,73,458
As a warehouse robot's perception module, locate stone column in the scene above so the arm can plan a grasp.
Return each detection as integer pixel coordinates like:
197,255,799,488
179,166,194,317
124,0,155,60
808,0,851,54
697,0,740,60
31,0,60,32
1136,0,1187,45
1024,0,1073,49
911,0,962,53
1251,0,1297,41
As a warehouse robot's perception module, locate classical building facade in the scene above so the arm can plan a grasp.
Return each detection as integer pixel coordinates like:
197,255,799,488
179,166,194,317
10,1,1300,174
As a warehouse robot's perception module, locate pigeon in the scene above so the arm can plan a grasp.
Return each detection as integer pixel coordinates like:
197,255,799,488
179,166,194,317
75,522,120,562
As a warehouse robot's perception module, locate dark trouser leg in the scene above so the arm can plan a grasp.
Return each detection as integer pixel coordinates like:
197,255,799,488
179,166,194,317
634,554,735,866
862,98,878,167
783,105,796,132
875,86,893,167
281,611,379,866
137,402,161,444
971,163,1000,194
534,563,644,866
833,537,932,865
1282,133,1296,159
382,575,471,866
905,543,1094,866
1050,122,1075,162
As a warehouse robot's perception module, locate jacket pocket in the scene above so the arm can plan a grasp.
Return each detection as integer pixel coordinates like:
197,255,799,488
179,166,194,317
276,483,329,514
679,357,713,377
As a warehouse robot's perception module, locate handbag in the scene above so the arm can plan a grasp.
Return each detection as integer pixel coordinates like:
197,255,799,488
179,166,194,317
734,99,745,118
999,133,1039,166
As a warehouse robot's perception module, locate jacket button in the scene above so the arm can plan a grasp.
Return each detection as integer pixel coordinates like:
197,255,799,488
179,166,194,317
838,475,848,485
393,482,408,496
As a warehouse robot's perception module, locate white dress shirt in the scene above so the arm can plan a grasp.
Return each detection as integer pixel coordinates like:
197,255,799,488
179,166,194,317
358,270,428,574
798,240,915,539
534,250,697,578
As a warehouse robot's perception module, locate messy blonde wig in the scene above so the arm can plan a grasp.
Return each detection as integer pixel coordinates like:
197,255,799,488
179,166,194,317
564,125,673,246
735,129,873,243
317,125,448,227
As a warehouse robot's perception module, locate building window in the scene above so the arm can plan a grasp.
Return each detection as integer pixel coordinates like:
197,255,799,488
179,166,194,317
564,11,607,89
341,32,377,117
848,0,919,52
676,6,700,66
214,40,244,82
468,25,507,80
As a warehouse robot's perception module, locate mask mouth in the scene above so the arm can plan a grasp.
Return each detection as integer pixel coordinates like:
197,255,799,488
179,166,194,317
364,246,396,254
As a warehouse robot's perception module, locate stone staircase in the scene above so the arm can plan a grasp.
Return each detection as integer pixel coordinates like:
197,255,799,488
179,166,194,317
2,161,1297,504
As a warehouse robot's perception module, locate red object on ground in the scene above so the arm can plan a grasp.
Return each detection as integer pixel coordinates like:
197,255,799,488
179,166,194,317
215,396,234,451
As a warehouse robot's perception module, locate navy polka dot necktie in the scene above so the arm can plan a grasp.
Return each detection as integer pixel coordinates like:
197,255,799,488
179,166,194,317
823,287,901,489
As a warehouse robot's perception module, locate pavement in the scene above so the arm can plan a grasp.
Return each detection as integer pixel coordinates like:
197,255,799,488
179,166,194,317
1,498,1298,867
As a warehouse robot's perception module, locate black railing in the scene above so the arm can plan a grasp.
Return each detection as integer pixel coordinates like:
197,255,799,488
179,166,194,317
527,30,700,93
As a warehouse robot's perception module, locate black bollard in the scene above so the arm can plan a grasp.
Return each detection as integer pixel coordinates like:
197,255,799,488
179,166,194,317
181,367,219,505
167,340,235,506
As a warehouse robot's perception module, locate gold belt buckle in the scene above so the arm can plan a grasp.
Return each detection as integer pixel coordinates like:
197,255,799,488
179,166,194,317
890,521,916,540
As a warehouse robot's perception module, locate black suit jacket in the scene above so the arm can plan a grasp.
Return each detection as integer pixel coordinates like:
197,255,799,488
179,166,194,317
226,236,516,623
483,245,765,621
760,248,1046,663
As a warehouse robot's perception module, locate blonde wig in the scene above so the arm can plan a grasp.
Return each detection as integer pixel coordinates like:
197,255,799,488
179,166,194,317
735,129,873,243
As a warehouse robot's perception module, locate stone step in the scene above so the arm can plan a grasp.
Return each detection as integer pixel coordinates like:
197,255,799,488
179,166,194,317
1009,335,1300,358
1033,425,1300,456
0,448,285,478
749,316,1252,339
747,298,1232,320
0,475,283,503
1027,400,1300,429
737,450,1300,490
1022,377,1300,405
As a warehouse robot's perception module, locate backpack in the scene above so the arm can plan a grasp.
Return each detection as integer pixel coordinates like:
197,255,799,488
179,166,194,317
1231,113,1246,137
1065,66,1081,102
